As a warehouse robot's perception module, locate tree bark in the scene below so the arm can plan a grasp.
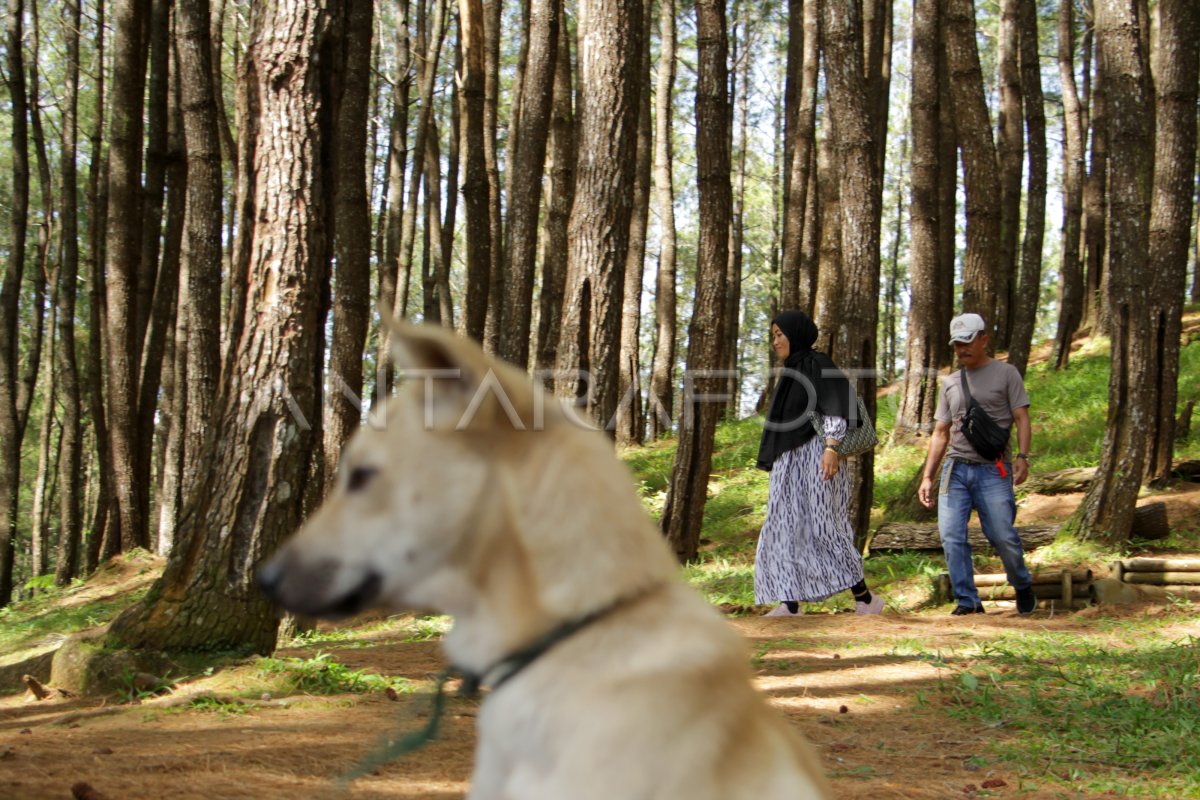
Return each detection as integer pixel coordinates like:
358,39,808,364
103,0,153,553
1067,0,1155,544
896,0,945,437
660,0,729,563
647,0,676,439
1006,0,1048,375
534,3,574,374
944,0,1001,326
108,0,331,653
375,0,410,395
554,0,645,431
499,0,560,369
481,0,504,354
175,0,225,510
616,5,652,445
324,0,374,483
822,0,884,547
460,0,491,342
397,0,448,323
1052,0,1087,370
1,0,31,605
1144,0,1199,484
994,0,1023,349
1081,6,1109,334
780,0,820,315
55,0,85,585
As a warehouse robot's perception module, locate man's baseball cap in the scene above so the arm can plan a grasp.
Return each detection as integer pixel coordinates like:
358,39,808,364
949,313,987,344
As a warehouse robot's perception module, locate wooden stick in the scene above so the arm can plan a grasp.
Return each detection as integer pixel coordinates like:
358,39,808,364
1062,570,1073,606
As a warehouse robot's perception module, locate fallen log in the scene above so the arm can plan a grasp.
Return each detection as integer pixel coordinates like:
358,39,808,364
1122,572,1200,586
973,569,1092,586
1121,557,1200,572
869,523,1059,552
1019,467,1097,496
977,584,1071,601
982,598,1091,611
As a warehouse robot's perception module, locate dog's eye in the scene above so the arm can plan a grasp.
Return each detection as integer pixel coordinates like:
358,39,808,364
346,466,378,492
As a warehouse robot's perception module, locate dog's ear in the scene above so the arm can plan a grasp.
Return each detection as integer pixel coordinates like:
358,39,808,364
380,313,538,432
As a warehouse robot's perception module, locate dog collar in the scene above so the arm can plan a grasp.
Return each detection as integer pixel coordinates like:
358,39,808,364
457,583,664,698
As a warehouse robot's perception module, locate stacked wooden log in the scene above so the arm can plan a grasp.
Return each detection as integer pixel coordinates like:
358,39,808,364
936,569,1093,610
1102,557,1200,603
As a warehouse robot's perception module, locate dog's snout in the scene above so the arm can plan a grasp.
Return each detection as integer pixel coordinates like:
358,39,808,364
256,558,286,599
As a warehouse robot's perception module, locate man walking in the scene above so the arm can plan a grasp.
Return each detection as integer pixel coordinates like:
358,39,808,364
918,313,1037,616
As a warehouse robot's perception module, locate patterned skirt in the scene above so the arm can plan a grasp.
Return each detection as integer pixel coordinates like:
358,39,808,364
754,425,864,604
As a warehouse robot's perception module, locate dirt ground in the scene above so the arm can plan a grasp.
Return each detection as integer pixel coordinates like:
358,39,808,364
4,484,1200,800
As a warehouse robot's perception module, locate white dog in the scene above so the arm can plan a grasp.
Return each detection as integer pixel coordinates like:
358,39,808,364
259,321,831,799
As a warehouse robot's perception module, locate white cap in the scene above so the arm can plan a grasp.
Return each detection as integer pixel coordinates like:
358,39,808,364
949,313,987,344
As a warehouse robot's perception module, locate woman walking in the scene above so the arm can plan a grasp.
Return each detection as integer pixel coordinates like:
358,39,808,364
755,311,884,617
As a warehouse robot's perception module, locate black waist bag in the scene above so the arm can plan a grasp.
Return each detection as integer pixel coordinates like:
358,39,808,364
959,368,1010,461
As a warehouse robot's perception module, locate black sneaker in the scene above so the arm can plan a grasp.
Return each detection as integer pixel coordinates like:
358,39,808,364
1016,585,1037,615
950,604,985,616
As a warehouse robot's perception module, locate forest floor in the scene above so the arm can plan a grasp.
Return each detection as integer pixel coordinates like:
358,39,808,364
4,481,1200,800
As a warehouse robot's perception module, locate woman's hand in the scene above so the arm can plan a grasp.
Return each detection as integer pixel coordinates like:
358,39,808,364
820,447,840,481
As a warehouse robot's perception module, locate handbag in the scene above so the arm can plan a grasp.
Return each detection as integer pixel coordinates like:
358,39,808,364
958,368,1010,461
811,395,878,457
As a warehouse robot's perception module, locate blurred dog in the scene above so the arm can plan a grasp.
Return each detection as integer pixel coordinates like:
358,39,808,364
259,321,831,800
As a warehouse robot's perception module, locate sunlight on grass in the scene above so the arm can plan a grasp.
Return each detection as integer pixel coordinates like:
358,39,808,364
939,613,1200,797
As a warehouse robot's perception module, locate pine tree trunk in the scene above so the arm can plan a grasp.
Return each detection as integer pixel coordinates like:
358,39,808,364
1081,17,1109,334
108,0,332,652
813,128,842,353
55,0,85,585
1006,0,1048,375
647,0,676,439
992,0,1023,350
661,0,729,563
1068,0,1154,544
780,0,820,314
1052,0,1087,370
375,1,410,393
823,0,885,547
481,0,504,354
0,0,31,605
554,0,645,431
324,0,374,483
945,0,1002,326
1144,0,1199,484
500,0,560,369
897,0,945,437
103,0,152,553
617,10,652,445
460,0,491,342
534,3,574,374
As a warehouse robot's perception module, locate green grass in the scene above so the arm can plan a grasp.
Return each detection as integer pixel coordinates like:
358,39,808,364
941,617,1200,796
0,581,151,655
253,652,409,696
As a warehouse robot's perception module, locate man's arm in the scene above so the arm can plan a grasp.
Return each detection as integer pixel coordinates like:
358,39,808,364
1011,405,1031,485
918,420,952,508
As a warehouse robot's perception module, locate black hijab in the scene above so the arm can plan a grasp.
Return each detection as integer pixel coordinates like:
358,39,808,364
756,310,855,470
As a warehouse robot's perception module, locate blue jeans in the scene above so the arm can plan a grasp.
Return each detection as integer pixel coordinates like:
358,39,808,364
937,459,1033,609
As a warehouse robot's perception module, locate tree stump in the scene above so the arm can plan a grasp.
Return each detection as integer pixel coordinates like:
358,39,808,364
1130,502,1170,541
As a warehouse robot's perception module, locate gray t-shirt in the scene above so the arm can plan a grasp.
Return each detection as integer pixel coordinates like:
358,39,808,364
935,359,1030,463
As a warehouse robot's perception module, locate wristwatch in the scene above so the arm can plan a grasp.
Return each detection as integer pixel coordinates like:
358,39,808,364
1015,453,1029,461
